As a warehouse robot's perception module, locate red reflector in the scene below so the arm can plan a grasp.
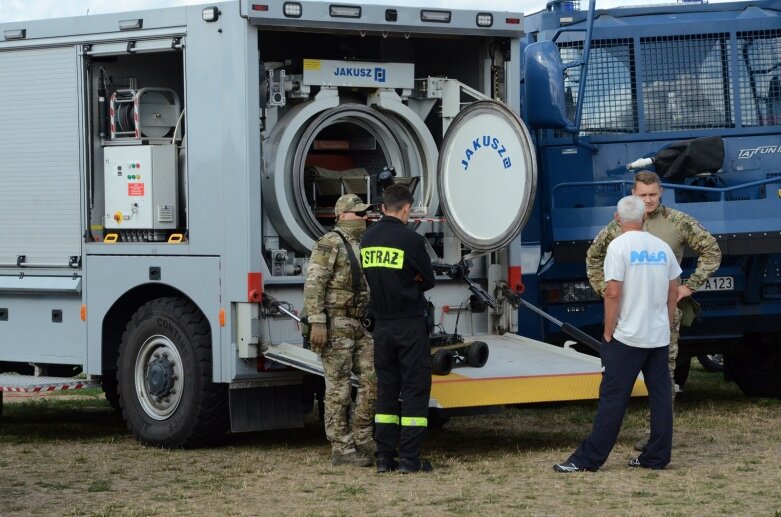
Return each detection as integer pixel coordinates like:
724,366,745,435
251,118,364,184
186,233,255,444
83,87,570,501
248,272,263,302
508,265,524,294
252,4,269,11
505,17,521,24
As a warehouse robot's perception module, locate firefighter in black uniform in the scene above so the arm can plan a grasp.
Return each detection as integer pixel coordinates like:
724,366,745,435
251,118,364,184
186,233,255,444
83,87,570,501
360,184,436,474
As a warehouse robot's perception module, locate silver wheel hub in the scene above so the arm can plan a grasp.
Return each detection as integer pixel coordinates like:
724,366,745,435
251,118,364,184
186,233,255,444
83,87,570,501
135,334,184,420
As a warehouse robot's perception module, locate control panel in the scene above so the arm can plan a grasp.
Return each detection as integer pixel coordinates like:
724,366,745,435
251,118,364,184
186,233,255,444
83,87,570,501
104,145,177,230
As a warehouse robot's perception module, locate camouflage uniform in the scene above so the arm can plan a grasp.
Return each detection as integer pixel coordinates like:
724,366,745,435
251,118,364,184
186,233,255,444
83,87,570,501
303,202,377,457
586,204,722,394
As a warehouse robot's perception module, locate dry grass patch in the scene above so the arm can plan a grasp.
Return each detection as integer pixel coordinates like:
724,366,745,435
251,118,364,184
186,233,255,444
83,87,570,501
0,364,779,516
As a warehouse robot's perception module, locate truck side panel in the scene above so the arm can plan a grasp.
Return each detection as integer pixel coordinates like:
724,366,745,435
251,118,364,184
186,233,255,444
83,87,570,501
84,254,222,377
0,290,84,364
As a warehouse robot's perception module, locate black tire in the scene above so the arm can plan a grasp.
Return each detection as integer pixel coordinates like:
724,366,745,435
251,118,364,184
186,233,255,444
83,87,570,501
724,334,781,398
697,354,724,373
101,370,121,412
466,341,489,368
432,350,453,376
673,354,692,388
117,297,229,447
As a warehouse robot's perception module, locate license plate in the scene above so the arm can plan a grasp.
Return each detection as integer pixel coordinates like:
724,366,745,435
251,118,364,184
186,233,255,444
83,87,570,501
700,276,734,291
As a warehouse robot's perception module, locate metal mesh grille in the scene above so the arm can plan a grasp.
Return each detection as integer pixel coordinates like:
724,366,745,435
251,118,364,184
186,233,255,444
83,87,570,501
555,30,781,135
699,297,737,312
641,34,733,132
737,30,781,127
559,39,636,134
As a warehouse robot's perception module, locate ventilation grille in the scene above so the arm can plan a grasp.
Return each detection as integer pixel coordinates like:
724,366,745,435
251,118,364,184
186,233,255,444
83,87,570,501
157,205,174,223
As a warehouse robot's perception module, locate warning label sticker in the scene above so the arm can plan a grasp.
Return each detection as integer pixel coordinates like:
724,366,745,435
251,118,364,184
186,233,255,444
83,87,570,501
128,183,145,196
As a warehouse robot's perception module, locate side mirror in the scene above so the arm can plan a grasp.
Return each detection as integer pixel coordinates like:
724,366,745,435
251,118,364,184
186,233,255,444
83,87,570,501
523,40,574,130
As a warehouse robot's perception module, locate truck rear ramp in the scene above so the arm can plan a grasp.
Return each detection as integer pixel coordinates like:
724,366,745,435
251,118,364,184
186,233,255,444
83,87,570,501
264,333,647,409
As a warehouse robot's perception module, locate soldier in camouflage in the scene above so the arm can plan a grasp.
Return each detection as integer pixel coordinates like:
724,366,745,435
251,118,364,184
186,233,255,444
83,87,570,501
586,171,721,450
303,194,377,467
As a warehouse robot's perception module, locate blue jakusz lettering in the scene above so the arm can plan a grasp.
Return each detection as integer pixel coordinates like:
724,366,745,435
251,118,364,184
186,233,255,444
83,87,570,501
461,134,512,171
630,250,669,264
333,67,374,78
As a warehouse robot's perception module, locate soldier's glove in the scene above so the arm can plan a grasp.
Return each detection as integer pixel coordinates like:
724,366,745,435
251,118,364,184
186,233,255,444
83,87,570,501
309,323,328,354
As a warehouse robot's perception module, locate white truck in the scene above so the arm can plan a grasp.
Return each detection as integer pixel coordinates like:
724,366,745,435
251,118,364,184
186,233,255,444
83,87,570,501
0,0,636,447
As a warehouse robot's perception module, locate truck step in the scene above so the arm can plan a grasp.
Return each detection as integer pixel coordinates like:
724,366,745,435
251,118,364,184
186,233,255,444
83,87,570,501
0,373,100,393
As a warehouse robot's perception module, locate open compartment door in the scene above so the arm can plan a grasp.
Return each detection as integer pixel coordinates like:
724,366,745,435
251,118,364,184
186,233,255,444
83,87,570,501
438,100,537,252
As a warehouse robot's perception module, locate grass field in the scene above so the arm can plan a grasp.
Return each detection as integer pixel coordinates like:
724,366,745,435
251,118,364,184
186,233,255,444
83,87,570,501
1,363,779,517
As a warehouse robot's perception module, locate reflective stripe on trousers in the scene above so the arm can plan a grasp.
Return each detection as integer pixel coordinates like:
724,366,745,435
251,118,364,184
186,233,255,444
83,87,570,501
401,416,428,427
375,414,400,425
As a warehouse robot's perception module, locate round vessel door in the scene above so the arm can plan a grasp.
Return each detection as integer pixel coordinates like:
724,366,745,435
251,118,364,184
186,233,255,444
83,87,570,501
438,101,537,252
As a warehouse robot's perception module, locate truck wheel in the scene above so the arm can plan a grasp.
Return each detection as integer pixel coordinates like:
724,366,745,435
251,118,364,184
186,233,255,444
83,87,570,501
466,341,489,368
101,370,121,412
673,354,692,389
697,354,724,372
432,350,453,376
117,297,228,447
725,336,781,398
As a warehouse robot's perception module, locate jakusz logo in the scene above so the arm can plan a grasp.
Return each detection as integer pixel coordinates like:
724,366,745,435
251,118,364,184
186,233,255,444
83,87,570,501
461,135,512,171
738,145,780,158
333,66,387,83
630,250,668,264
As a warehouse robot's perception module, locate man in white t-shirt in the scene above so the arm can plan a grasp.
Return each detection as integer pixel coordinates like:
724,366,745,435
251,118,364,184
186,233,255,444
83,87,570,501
554,196,681,472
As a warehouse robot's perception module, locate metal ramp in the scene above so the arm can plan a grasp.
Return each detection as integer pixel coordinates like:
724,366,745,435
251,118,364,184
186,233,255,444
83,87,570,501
0,374,100,393
264,333,647,409
431,333,646,409
0,374,101,416
263,343,359,386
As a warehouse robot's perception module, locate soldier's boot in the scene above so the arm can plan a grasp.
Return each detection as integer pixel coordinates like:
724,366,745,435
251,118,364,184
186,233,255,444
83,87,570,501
331,450,372,467
355,440,377,458
398,458,434,474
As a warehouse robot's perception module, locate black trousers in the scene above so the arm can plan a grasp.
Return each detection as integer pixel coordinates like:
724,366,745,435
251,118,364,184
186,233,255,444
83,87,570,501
373,315,432,462
568,338,673,470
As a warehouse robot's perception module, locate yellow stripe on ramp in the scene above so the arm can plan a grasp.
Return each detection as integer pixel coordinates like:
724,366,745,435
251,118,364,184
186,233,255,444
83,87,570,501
431,372,648,408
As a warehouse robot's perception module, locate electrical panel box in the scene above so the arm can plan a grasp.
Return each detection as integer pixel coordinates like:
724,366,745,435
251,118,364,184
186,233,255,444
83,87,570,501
104,145,177,229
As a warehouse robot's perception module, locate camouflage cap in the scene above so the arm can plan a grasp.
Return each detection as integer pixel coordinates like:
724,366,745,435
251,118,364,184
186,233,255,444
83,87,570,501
334,194,372,216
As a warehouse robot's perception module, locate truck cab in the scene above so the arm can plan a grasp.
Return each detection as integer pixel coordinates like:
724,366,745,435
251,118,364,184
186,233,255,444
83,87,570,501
520,0,781,397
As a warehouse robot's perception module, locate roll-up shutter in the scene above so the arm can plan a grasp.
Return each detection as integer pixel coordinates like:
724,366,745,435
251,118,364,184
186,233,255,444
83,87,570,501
0,46,82,268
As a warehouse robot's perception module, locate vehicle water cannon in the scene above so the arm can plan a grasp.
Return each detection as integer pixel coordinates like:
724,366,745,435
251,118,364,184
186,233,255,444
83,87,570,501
626,137,724,181
626,157,655,171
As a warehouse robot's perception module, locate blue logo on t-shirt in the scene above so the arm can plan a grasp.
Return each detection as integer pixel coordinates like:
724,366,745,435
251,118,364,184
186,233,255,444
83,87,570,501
630,250,668,265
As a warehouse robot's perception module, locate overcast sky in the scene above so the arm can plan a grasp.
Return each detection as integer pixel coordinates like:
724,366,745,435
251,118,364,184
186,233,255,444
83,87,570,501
1,0,734,23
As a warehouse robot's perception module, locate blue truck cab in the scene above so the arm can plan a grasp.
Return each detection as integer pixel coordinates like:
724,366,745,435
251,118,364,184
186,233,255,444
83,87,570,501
519,0,781,397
